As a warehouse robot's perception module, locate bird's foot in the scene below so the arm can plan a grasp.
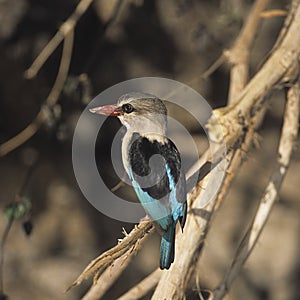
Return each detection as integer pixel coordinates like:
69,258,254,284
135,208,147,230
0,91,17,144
139,215,151,224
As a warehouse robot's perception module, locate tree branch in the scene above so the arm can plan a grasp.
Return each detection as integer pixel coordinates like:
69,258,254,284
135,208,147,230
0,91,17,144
24,0,94,79
66,2,300,299
207,0,300,150
82,245,140,300
152,1,300,298
67,222,154,291
0,0,128,157
213,78,300,300
0,29,74,157
225,0,270,104
117,269,162,300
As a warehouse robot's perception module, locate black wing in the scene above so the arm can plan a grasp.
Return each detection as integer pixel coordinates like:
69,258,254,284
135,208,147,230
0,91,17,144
128,133,186,204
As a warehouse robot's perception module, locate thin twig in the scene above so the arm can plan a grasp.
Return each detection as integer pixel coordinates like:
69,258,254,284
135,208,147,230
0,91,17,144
47,29,74,106
69,1,300,298
152,1,300,298
82,246,137,300
207,0,300,150
0,112,43,157
24,0,94,79
225,0,270,104
200,54,226,79
214,120,263,210
165,0,269,106
0,29,74,157
260,9,287,18
117,269,162,300
67,222,154,290
81,222,153,300
0,160,37,295
213,79,300,300
0,215,14,295
213,0,269,208
0,0,130,157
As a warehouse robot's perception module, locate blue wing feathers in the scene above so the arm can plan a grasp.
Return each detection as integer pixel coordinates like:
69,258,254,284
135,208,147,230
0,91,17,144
131,176,171,229
160,222,176,269
128,134,187,269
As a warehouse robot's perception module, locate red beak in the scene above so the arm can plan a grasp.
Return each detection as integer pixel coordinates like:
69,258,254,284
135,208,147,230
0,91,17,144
89,104,122,116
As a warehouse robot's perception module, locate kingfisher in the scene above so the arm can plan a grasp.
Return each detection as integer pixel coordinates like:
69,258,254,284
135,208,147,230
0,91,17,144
90,92,187,269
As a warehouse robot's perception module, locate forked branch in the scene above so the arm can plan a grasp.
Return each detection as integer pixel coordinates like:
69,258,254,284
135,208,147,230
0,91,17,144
214,78,300,300
68,1,300,299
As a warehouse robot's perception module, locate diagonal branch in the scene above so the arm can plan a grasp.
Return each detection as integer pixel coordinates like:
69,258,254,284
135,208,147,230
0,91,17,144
81,233,151,300
152,1,300,299
225,0,270,104
207,0,300,150
213,0,269,209
151,161,227,300
117,269,162,300
67,221,154,290
0,0,127,157
69,2,300,299
0,29,74,157
213,78,300,300
24,0,94,79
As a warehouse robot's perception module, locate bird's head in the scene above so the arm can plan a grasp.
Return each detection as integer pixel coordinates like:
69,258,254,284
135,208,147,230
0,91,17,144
90,92,168,136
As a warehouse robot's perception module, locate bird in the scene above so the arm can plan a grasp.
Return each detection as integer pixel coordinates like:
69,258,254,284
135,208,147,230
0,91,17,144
90,92,187,269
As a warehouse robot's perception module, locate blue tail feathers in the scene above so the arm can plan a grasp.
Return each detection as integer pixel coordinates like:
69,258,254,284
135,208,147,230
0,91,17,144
160,222,176,269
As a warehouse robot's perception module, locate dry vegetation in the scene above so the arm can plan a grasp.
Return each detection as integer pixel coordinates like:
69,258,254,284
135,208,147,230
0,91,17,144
0,0,299,299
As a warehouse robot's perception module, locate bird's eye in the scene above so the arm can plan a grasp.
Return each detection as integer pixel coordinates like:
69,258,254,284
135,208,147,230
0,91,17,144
122,103,134,113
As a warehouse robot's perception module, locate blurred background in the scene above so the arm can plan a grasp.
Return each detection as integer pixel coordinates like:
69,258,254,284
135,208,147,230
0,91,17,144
0,0,299,299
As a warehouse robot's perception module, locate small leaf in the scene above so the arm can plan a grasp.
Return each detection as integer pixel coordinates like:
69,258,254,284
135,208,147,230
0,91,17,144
4,205,15,220
4,197,32,220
